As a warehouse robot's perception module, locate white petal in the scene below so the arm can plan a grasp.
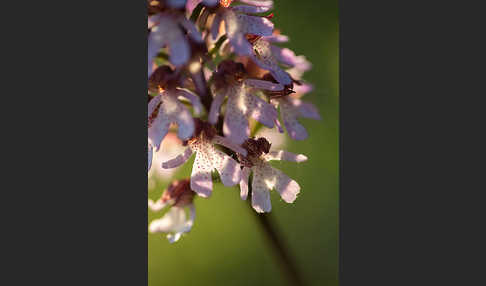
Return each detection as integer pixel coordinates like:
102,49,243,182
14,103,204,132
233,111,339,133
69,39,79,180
148,95,161,119
251,164,273,213
148,108,170,151
149,207,187,233
168,33,190,67
161,147,193,169
264,150,308,163
273,168,300,203
248,93,278,128
213,149,241,187
251,180,272,213
223,87,251,144
177,89,203,116
244,79,284,91
208,89,227,124
190,150,213,197
232,4,272,14
148,199,168,212
239,167,251,200
159,93,195,140
179,18,203,43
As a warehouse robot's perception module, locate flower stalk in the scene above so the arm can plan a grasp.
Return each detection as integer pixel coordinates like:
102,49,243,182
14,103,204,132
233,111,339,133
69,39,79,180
248,188,306,286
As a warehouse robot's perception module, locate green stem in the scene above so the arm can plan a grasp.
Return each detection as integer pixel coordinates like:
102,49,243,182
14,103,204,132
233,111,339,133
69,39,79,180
247,186,306,286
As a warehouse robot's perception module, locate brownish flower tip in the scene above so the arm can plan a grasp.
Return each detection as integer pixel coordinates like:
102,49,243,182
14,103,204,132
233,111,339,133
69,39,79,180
148,0,164,15
217,60,247,75
213,60,247,90
262,73,278,83
192,118,217,140
239,137,272,164
246,34,262,45
162,179,194,207
261,73,295,98
188,38,208,57
148,65,178,91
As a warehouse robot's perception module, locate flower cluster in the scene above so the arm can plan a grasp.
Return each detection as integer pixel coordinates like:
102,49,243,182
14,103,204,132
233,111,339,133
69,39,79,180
148,0,320,242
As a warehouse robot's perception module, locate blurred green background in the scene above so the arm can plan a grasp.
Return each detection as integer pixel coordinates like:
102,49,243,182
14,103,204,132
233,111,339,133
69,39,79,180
149,0,338,285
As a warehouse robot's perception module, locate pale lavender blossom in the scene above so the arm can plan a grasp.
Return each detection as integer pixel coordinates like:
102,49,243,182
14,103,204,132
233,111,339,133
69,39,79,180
237,137,307,213
148,13,203,77
209,60,283,144
273,84,321,140
161,120,246,198
250,35,311,85
148,133,186,182
209,0,274,57
148,88,202,151
148,179,196,243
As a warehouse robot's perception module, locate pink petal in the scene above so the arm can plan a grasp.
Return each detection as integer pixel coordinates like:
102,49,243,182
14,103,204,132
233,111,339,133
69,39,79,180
203,0,219,5
223,91,250,144
193,71,207,97
232,5,272,14
166,0,186,8
191,152,213,198
168,34,190,67
239,167,251,200
210,13,223,40
249,94,278,128
213,150,241,187
208,90,226,124
297,101,321,120
251,168,272,213
270,45,311,72
152,93,195,142
269,68,292,86
270,46,299,67
148,110,170,151
237,14,274,36
238,0,273,8
147,32,166,78
177,89,203,115
264,150,308,163
180,18,203,43
185,0,202,14
173,103,195,140
294,83,314,95
274,168,300,203
244,79,284,91
212,135,247,156
263,34,289,43
280,99,308,140
161,147,193,169
252,39,292,85
148,95,161,119
228,32,254,56
224,10,255,56
294,56,312,73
